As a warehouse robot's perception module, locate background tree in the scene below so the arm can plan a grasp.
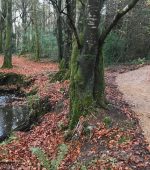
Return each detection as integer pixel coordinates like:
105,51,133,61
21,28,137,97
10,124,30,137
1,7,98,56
2,0,13,68
104,0,150,64
0,0,7,54
32,0,41,60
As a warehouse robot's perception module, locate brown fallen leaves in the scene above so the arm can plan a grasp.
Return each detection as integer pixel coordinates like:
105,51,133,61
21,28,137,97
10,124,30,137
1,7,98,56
0,55,58,76
0,56,149,169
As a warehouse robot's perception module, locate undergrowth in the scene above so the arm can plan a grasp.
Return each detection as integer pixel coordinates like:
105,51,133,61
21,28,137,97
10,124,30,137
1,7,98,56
30,144,68,170
0,133,17,145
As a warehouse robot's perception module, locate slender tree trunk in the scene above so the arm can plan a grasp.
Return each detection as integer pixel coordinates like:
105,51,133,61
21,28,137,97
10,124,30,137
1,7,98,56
32,0,40,61
42,0,46,33
0,24,2,53
0,0,7,53
0,0,2,53
57,0,63,62
63,0,76,69
20,0,27,54
2,0,12,68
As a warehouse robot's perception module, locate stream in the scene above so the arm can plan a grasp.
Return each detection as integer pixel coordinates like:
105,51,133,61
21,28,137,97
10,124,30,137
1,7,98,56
0,92,29,141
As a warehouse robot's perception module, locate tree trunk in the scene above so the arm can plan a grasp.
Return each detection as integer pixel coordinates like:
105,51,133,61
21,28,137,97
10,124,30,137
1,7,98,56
69,0,140,129
2,0,12,68
69,0,103,129
0,0,2,53
57,0,63,62
32,0,40,61
63,0,76,69
20,0,27,54
0,25,2,53
42,0,46,33
0,0,7,54
94,47,105,107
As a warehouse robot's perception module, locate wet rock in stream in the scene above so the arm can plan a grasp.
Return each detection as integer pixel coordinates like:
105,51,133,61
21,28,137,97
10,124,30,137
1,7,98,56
0,93,29,142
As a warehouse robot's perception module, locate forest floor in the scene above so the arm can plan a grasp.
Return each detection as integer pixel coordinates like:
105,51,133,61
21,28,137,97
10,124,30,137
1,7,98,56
0,56,150,170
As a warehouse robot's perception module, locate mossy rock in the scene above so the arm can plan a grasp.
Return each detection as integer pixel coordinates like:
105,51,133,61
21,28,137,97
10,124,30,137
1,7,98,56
0,73,24,86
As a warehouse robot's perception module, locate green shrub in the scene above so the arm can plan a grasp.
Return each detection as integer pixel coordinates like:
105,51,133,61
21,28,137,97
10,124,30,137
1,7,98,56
103,116,112,127
103,32,126,65
131,57,146,65
27,94,40,111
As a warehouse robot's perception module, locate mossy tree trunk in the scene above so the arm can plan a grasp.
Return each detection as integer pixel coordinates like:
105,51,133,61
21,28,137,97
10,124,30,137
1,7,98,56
69,0,102,129
69,0,140,129
2,0,13,68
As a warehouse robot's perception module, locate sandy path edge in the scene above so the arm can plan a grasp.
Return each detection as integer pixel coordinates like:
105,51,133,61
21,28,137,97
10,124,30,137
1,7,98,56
116,65,150,144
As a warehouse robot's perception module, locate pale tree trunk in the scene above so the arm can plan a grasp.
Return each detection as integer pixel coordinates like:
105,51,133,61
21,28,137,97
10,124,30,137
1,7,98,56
42,0,46,33
20,0,28,54
57,0,63,62
2,0,12,68
32,0,40,61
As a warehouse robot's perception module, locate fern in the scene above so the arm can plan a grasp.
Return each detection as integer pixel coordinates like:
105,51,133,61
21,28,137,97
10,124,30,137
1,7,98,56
30,147,51,169
51,144,68,170
0,133,17,145
30,144,68,170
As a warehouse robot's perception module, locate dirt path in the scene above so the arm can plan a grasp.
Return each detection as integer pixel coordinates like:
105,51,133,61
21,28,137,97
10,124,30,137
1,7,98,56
116,65,150,144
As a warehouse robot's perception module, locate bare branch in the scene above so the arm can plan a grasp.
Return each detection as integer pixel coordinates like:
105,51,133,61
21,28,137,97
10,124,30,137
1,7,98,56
49,0,81,49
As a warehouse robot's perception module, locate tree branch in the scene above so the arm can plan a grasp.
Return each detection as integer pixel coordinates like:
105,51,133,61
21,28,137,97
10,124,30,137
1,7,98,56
98,0,140,46
49,0,82,49
60,10,82,49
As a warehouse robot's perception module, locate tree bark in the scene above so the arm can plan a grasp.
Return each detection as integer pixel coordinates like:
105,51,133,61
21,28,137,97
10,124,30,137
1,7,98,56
32,0,40,61
0,0,2,53
2,0,12,68
20,0,28,54
69,0,102,129
0,0,7,53
63,0,76,69
57,0,63,62
69,0,140,129
0,20,2,53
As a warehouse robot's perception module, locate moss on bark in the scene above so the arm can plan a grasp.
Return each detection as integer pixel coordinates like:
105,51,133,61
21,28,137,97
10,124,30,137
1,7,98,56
94,48,106,108
69,39,96,129
69,41,106,129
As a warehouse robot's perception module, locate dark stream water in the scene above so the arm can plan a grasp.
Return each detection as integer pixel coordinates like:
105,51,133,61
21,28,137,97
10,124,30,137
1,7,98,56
0,93,29,141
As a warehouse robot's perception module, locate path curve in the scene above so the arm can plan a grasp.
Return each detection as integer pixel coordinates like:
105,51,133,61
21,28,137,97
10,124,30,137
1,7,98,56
116,65,150,144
